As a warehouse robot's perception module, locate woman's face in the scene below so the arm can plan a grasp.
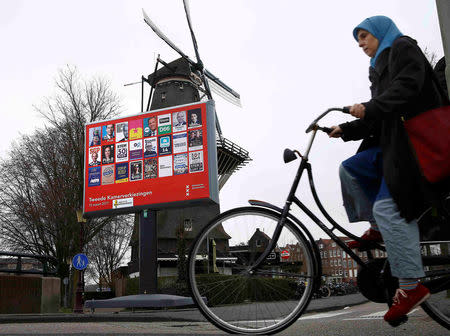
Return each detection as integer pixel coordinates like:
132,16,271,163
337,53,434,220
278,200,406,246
105,146,111,158
357,29,379,58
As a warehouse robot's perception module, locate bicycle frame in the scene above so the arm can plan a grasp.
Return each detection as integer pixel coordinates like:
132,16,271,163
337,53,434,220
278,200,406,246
249,127,371,273
248,109,450,289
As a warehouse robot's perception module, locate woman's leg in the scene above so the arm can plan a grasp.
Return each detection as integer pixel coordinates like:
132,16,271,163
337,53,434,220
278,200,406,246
372,193,424,279
373,188,430,322
339,147,383,226
340,164,377,225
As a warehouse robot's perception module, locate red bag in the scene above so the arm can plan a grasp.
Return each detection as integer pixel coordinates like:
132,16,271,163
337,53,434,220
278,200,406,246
404,105,450,183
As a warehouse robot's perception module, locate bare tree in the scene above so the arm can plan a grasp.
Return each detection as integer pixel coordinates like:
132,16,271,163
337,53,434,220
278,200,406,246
423,47,440,67
0,66,122,304
85,215,133,291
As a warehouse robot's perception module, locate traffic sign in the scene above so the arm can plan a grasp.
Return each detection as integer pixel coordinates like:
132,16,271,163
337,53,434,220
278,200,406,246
281,250,290,260
267,252,276,260
72,253,89,270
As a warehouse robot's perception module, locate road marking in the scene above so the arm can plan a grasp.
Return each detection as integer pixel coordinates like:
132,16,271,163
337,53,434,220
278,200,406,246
344,308,419,320
299,311,352,320
232,310,352,325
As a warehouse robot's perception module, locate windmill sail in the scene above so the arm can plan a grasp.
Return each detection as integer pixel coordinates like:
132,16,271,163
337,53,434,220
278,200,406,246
142,8,241,107
142,9,190,60
207,77,242,107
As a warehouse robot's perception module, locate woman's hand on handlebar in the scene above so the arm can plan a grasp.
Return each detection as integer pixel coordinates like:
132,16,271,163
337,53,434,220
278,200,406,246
328,126,343,138
349,103,366,119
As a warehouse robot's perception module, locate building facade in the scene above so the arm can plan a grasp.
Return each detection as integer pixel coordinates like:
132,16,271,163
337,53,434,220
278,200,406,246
316,237,387,284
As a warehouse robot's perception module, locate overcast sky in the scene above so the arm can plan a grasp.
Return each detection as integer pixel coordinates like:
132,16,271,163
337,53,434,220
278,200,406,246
0,0,445,239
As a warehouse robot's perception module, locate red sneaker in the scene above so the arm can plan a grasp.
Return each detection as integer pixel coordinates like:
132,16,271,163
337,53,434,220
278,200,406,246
384,284,430,323
347,228,383,249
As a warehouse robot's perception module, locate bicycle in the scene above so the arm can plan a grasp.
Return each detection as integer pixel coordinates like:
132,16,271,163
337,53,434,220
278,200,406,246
187,107,450,335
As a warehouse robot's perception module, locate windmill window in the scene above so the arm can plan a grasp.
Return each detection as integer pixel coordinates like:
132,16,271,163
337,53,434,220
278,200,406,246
256,239,262,247
184,219,193,232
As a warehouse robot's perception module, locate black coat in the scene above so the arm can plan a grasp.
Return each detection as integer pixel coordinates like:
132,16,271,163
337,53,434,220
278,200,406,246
339,36,446,221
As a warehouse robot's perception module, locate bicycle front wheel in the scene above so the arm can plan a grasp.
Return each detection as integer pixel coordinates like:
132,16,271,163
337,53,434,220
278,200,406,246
188,207,317,335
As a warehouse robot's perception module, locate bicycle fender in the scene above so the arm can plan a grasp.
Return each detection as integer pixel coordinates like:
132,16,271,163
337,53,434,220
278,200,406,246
248,199,323,290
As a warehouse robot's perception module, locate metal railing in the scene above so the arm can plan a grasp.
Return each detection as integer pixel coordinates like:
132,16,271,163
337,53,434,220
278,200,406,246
0,251,57,276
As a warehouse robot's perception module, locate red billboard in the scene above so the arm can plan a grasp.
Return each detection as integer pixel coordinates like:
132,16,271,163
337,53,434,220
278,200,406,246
83,101,218,218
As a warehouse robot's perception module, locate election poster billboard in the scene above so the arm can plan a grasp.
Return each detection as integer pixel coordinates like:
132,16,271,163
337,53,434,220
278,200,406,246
83,101,218,218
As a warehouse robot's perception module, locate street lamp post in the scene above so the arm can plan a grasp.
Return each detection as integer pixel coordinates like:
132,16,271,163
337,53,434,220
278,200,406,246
74,210,86,313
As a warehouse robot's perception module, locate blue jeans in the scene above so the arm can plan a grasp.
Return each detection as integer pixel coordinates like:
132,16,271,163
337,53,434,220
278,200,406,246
340,147,424,278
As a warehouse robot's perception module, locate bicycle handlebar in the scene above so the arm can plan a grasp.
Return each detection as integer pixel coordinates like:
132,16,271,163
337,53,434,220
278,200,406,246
319,126,333,134
305,107,350,133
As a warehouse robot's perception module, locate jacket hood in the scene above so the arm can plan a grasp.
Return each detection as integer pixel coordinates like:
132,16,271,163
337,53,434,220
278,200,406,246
353,16,403,68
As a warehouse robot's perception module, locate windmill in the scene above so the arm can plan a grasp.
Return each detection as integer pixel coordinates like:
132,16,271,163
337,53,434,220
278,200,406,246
140,3,250,187
127,0,251,291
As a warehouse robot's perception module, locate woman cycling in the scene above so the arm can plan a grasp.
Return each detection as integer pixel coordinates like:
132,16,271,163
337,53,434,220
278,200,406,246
329,16,447,324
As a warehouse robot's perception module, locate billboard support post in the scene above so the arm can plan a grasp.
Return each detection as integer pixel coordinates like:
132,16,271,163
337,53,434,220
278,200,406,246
139,210,158,294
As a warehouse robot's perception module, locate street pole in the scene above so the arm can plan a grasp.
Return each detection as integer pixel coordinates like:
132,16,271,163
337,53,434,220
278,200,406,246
436,0,450,98
74,210,86,313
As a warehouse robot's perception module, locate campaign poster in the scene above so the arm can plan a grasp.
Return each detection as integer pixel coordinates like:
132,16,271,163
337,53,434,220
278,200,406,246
88,146,101,166
130,160,143,181
129,119,143,140
115,162,129,183
129,139,143,160
159,155,173,177
173,132,187,154
89,127,102,147
158,113,172,135
188,108,202,128
158,135,172,156
116,122,129,142
143,138,157,158
84,100,218,218
144,158,158,179
101,165,115,185
174,153,188,175
88,167,101,186
102,144,115,164
143,116,158,137
115,142,128,163
189,150,204,173
188,129,203,151
102,123,115,142
172,111,187,132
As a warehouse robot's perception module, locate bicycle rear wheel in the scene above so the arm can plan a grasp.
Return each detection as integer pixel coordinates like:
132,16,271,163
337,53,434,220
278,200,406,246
188,207,317,335
419,195,450,329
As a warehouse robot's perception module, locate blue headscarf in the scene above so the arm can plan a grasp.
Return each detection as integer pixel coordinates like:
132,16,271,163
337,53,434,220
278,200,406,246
353,16,403,68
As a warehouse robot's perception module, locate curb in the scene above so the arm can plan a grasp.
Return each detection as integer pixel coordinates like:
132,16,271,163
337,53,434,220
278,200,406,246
0,294,369,324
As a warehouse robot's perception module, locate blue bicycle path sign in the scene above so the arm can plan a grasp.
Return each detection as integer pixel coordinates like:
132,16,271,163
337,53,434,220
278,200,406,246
72,253,89,270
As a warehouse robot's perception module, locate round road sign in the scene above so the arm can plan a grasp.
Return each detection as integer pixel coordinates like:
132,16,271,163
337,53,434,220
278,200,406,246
281,250,290,259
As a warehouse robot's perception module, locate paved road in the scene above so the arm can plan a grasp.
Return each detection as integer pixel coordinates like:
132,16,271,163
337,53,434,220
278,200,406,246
0,301,449,335
0,293,367,324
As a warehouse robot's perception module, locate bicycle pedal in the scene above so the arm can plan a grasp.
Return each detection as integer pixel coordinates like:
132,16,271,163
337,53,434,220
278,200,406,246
387,315,408,327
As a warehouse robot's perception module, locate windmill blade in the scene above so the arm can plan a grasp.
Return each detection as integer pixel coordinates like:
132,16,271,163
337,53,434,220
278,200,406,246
205,69,241,102
207,77,242,107
142,7,241,106
182,0,201,62
142,9,192,62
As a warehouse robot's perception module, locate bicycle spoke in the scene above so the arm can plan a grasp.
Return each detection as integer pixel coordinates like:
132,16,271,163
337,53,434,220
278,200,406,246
189,208,316,334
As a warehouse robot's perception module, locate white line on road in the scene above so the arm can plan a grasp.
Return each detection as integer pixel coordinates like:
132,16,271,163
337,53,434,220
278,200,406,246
233,310,352,325
344,308,419,320
298,310,352,320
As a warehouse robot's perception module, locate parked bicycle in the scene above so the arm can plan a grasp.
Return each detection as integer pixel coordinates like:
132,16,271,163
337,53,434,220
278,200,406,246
187,107,450,335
